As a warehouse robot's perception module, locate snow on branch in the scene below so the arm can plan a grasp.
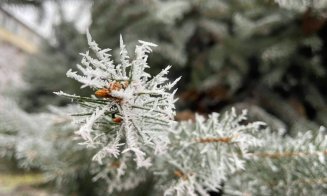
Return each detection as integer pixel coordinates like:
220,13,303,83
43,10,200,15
56,32,265,195
225,126,327,195
156,108,264,196
56,31,180,168
274,0,327,11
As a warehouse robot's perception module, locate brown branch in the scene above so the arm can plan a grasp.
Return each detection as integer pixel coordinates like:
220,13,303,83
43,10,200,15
295,177,327,185
194,134,239,144
266,177,327,189
173,170,194,181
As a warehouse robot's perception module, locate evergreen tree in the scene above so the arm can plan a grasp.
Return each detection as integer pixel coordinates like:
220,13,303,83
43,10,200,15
53,33,327,195
19,20,89,112
1,1,327,195
90,0,327,135
1,27,326,196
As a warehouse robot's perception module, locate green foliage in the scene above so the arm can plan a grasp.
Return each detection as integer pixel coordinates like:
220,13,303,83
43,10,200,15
90,0,327,134
226,127,327,195
0,99,100,195
19,21,90,112
1,0,327,195
0,0,42,7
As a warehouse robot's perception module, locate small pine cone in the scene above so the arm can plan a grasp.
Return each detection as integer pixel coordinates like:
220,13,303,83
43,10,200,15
174,170,188,180
113,117,123,123
95,88,110,98
122,81,129,89
109,82,123,91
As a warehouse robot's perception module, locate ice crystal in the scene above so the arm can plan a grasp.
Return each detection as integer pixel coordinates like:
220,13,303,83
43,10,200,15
55,32,266,195
55,31,180,168
157,108,264,196
225,127,327,195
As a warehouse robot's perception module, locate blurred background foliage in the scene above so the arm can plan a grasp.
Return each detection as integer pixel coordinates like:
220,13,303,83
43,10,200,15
90,0,327,135
20,20,89,112
0,0,327,195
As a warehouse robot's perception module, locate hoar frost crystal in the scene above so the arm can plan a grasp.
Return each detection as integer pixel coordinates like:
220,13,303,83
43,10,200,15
56,31,180,168
56,31,264,195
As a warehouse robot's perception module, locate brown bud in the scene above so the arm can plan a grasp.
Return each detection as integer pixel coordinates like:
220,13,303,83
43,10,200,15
95,88,110,98
109,82,123,91
111,161,121,169
174,170,188,180
113,117,123,123
122,81,129,89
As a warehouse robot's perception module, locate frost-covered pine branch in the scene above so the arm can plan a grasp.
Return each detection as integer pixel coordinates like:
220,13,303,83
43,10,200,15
274,0,327,11
55,33,264,195
225,126,327,195
55,31,180,168
155,109,264,196
0,97,93,191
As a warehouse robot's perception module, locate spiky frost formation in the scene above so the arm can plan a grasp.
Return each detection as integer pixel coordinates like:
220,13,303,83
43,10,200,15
55,31,180,168
91,153,147,194
225,127,327,195
274,0,327,11
156,109,264,196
